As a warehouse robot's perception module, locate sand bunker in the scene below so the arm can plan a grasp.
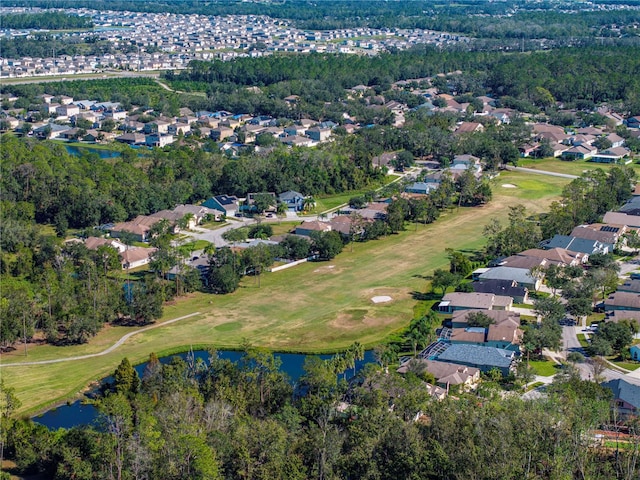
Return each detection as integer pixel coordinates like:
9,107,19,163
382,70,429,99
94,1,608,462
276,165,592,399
371,295,392,304
501,183,517,188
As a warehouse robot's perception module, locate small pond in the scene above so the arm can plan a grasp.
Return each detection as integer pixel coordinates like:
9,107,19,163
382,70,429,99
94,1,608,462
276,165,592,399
65,145,123,159
33,349,375,430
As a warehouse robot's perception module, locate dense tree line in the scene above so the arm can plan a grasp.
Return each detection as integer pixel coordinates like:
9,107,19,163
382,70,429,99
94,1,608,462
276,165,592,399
0,237,165,347
0,12,93,30
171,46,640,115
540,167,636,239
0,135,385,233
2,349,631,479
0,34,113,60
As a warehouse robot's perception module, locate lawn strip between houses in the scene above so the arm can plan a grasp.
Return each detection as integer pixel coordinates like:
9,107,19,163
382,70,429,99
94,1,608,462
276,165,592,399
1,171,569,415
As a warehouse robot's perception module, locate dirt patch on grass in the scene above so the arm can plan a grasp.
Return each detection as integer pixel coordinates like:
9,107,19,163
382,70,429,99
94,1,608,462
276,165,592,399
501,183,517,188
330,309,368,330
313,264,342,274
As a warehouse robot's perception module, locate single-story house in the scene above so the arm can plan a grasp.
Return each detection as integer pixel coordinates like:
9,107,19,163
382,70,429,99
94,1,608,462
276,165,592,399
472,279,528,303
433,343,515,376
110,222,152,243
438,292,512,313
604,291,640,312
449,309,519,328
115,132,146,145
518,248,587,266
173,204,222,223
405,182,437,195
618,280,640,294
604,310,640,325
591,147,632,164
561,144,597,160
397,359,480,390
601,378,640,418
120,247,156,270
202,195,239,217
477,266,541,291
295,220,332,237
603,212,640,229
84,236,127,253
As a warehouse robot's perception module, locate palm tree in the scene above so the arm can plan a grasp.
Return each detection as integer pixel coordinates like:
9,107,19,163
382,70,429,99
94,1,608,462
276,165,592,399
276,202,288,224
302,196,316,213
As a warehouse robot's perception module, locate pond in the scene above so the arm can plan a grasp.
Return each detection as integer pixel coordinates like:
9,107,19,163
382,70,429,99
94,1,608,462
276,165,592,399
33,349,375,430
65,145,123,159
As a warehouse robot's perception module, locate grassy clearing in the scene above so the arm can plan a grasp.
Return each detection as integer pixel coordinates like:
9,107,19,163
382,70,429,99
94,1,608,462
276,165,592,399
1,171,568,415
529,360,558,376
519,157,640,177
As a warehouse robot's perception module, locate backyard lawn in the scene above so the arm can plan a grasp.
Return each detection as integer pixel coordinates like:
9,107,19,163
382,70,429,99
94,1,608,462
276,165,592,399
529,359,559,377
1,170,569,415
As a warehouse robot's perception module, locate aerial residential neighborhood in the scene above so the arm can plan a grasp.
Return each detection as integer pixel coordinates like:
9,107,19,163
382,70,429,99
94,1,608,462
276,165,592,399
5,0,640,478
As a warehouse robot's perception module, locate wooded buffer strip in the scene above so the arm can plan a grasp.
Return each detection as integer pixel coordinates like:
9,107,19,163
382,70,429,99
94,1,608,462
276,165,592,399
1,351,627,479
0,12,93,30
175,46,640,112
0,136,383,233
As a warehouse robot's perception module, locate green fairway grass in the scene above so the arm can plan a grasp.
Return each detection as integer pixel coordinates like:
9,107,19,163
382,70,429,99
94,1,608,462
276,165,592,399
519,157,640,177
1,170,568,415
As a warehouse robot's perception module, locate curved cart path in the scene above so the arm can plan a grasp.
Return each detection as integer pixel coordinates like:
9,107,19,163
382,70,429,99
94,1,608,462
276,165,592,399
0,312,201,367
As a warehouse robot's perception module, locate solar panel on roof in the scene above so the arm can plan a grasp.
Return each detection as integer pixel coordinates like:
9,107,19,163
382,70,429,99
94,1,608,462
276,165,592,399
600,226,620,233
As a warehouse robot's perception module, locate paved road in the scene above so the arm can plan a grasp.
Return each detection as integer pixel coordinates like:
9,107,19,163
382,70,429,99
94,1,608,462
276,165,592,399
0,312,201,367
508,166,579,179
560,325,627,382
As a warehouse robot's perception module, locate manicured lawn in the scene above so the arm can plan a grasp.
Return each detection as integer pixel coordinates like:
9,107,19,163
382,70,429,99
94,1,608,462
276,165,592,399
577,334,590,348
180,239,213,251
519,157,640,177
608,359,640,371
529,360,558,377
270,221,301,236
1,170,569,415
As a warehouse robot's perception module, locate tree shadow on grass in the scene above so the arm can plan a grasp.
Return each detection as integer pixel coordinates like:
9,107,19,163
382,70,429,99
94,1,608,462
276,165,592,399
410,291,442,301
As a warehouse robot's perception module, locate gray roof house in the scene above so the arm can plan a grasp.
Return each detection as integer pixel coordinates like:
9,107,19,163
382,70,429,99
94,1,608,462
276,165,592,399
279,190,305,211
478,266,541,290
618,280,640,294
542,235,608,255
604,291,640,311
405,182,437,195
438,292,512,313
434,344,516,376
570,224,626,251
601,379,640,418
472,279,528,303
